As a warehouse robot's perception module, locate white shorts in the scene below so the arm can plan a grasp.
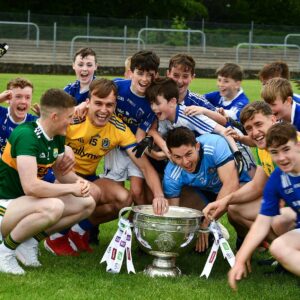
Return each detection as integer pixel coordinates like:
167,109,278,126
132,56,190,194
0,199,12,242
101,147,144,181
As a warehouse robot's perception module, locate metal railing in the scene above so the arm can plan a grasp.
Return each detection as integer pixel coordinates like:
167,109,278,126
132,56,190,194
0,21,40,47
283,34,300,56
70,35,145,59
137,27,206,53
236,42,300,69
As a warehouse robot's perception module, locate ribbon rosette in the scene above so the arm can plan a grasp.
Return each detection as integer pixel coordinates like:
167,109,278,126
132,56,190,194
100,217,135,274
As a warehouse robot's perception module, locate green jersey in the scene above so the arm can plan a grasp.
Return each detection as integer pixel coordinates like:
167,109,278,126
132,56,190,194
0,121,65,199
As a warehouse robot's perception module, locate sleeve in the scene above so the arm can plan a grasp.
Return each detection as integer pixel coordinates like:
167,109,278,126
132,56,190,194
11,127,39,158
260,170,281,217
138,110,156,132
118,124,137,150
163,164,183,199
64,83,71,94
187,114,217,135
212,135,234,167
187,93,216,111
225,97,249,121
203,91,220,107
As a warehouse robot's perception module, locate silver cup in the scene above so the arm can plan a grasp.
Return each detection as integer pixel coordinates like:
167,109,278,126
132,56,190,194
121,205,203,277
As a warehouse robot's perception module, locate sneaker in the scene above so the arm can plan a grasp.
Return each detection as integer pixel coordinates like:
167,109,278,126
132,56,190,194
16,238,41,267
264,264,290,276
44,235,79,256
68,230,93,253
216,222,230,240
235,236,245,251
257,257,278,267
0,245,25,275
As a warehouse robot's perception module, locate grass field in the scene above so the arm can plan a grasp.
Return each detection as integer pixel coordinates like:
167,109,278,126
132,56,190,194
0,74,300,300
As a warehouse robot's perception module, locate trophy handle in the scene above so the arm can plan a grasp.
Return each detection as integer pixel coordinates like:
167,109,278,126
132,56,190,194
119,206,133,219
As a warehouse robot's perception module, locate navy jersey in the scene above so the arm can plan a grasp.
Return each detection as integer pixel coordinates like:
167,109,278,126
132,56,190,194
163,133,247,198
114,79,156,134
261,167,300,228
293,93,300,104
182,90,216,111
204,89,249,121
64,76,95,105
0,106,36,156
291,101,300,131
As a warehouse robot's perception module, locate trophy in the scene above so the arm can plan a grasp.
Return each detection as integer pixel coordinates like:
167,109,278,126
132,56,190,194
129,205,203,277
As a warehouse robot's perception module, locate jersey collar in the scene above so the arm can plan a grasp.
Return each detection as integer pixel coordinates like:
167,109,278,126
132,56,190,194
36,119,53,141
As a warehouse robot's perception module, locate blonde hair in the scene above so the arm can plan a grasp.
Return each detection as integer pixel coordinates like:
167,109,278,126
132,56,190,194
261,77,293,104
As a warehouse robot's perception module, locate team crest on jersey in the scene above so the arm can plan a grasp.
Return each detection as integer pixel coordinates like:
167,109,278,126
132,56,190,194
208,167,216,174
39,152,46,158
53,148,58,158
102,138,110,148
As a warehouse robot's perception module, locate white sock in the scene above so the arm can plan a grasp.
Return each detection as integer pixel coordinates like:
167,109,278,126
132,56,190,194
71,224,86,235
50,233,64,240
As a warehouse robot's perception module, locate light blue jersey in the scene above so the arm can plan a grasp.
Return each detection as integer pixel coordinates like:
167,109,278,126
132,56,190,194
163,133,249,199
261,167,300,228
204,89,249,121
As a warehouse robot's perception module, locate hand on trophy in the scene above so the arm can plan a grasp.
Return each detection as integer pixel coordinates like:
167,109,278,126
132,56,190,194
152,195,169,215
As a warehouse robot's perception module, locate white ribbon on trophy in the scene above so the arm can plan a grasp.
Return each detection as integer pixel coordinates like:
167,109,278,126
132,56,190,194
100,214,136,274
200,221,235,278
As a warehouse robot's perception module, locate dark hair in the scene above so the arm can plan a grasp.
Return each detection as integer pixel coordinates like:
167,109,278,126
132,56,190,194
130,50,160,73
73,47,97,63
266,122,297,149
261,77,293,104
240,101,273,125
7,77,33,91
216,63,243,81
168,53,196,75
259,61,290,81
146,77,179,104
166,127,197,150
89,78,117,98
40,89,76,109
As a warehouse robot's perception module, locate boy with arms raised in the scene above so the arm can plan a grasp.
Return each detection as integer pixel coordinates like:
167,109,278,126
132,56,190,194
0,89,95,275
261,77,300,130
228,122,300,290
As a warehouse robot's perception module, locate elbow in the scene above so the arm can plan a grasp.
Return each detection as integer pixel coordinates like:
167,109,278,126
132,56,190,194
22,181,40,197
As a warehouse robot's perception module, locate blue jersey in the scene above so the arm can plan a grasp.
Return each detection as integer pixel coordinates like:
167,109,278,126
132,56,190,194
0,106,36,156
64,76,95,105
182,90,216,111
293,93,300,104
291,101,300,131
204,89,249,121
114,79,155,134
163,134,236,198
261,167,300,228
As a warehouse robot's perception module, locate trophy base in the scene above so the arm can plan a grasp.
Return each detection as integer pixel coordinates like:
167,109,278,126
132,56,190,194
144,257,181,277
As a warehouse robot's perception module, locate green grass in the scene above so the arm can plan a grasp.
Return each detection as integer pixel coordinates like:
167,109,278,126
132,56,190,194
1,74,300,299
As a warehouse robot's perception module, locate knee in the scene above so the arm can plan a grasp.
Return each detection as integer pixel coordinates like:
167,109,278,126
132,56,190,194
116,191,132,209
82,196,96,215
269,238,286,262
39,198,64,224
227,204,240,221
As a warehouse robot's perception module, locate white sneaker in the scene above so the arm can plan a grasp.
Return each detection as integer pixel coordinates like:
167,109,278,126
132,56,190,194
16,238,41,267
216,222,230,240
0,244,25,275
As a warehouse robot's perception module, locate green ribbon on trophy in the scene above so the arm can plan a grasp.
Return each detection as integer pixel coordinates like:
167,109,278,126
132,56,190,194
100,217,136,274
200,221,235,278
